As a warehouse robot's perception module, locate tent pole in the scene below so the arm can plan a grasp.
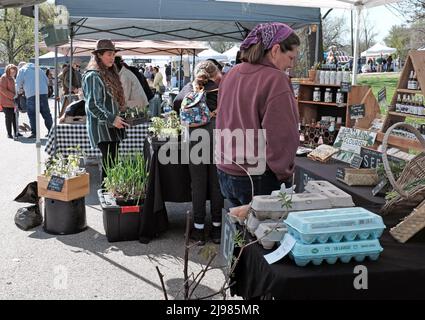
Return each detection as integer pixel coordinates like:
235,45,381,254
68,27,74,105
35,4,41,175
315,24,320,65
192,49,195,80
352,5,362,85
179,53,183,90
54,46,59,156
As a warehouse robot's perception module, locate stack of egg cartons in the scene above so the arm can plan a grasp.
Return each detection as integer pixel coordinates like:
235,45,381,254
304,180,355,207
249,193,334,249
284,207,386,266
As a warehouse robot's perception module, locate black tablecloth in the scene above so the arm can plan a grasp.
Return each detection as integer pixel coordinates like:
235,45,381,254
139,138,192,243
231,213,425,300
295,157,386,213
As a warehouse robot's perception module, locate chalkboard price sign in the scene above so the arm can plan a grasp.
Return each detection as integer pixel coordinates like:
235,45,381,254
47,175,65,192
341,82,352,93
372,179,388,196
350,155,363,169
350,104,365,120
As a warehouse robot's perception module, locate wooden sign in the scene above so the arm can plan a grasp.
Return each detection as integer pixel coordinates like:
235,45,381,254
350,155,363,169
350,104,366,120
360,147,405,169
378,87,386,103
47,175,65,192
336,167,346,180
340,81,352,93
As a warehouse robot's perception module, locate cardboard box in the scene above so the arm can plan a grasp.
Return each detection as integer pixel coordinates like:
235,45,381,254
38,173,90,202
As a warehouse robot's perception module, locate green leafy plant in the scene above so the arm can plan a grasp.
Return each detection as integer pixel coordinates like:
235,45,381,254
44,146,85,178
148,111,183,139
120,106,149,120
102,152,149,204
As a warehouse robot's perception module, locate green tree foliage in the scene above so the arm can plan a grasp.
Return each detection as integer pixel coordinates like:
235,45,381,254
0,3,56,64
0,8,35,64
384,25,410,61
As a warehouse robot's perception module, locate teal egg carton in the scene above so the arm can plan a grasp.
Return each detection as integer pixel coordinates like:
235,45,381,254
289,239,383,267
284,207,385,244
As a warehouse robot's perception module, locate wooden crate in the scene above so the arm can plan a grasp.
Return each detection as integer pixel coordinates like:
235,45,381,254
38,173,90,202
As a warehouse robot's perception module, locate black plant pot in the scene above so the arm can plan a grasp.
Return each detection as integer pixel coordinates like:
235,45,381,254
44,197,87,235
98,190,144,242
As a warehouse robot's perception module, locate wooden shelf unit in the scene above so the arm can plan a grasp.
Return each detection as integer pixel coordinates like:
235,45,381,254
297,82,380,129
381,50,425,151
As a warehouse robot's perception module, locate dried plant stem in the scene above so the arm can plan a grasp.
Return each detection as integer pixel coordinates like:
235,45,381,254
155,266,168,300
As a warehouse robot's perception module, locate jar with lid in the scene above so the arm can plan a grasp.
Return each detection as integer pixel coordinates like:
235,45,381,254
324,88,333,103
336,89,344,104
313,87,321,102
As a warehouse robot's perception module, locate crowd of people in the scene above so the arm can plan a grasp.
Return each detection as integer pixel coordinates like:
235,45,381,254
0,22,301,245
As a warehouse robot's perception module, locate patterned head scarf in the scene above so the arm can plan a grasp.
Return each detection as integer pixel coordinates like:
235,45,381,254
240,22,294,50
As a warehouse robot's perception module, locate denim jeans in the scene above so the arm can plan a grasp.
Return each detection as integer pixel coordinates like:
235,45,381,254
217,169,282,207
26,94,53,135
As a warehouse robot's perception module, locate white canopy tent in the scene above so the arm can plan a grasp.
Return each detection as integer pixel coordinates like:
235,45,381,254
361,43,396,57
0,0,46,174
197,48,228,61
223,45,240,61
217,0,403,84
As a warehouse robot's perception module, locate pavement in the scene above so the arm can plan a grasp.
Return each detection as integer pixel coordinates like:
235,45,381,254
0,99,235,300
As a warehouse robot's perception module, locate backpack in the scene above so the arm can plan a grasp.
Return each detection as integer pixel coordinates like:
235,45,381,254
180,90,211,127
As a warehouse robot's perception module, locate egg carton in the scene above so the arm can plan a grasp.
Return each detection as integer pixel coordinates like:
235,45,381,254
284,207,385,244
251,193,332,220
246,212,277,236
304,180,355,207
254,222,287,249
289,238,383,267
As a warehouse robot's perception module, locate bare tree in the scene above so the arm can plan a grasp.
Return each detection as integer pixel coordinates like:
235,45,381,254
322,16,348,50
359,10,378,53
393,0,425,21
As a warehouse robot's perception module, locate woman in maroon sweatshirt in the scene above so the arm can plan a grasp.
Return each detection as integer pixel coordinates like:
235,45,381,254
215,22,300,206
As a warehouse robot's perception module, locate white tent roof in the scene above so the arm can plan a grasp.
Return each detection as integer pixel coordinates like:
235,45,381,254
39,51,65,59
0,0,45,7
216,0,401,9
222,45,240,60
197,48,228,61
361,43,396,57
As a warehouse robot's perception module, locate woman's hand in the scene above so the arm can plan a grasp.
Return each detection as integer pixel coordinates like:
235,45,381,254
113,116,130,129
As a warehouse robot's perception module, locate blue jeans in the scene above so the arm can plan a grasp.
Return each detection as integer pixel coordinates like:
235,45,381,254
217,169,282,207
26,95,53,135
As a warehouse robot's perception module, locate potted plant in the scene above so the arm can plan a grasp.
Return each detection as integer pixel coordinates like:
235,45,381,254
308,63,321,83
148,110,184,146
98,152,149,242
37,147,89,202
120,106,150,126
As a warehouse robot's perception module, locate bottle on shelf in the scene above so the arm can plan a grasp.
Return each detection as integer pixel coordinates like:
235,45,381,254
324,88,333,103
336,67,342,85
411,72,419,90
336,89,344,104
313,87,321,102
395,94,402,112
407,71,414,90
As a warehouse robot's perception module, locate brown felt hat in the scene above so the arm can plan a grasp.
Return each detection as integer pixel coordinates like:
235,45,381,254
92,39,120,53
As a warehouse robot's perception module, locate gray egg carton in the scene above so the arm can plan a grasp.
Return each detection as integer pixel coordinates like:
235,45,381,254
304,180,355,207
246,212,277,236
254,222,287,249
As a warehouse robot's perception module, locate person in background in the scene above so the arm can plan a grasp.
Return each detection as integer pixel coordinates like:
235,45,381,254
152,66,164,94
0,64,19,139
83,39,129,182
15,62,53,139
386,55,393,72
46,69,54,98
173,60,224,245
120,59,154,101
165,62,172,88
216,22,300,206
114,56,149,110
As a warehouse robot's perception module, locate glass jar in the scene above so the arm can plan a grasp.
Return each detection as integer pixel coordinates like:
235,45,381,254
336,89,344,104
313,87,321,102
324,88,333,103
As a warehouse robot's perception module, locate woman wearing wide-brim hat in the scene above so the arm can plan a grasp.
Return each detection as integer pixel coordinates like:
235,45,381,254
82,39,129,183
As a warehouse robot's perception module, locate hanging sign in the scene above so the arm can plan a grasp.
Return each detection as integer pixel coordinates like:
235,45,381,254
341,81,352,93
350,104,366,120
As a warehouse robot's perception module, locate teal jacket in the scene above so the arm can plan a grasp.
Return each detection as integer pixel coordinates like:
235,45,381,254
83,70,126,148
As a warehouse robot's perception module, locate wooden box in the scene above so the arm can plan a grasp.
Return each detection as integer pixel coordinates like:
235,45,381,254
37,173,90,202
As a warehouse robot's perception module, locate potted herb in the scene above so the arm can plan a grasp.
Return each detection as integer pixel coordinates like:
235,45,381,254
99,152,149,242
120,106,150,126
148,110,184,146
37,147,89,202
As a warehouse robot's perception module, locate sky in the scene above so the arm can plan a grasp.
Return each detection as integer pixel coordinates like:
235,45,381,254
324,5,407,43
